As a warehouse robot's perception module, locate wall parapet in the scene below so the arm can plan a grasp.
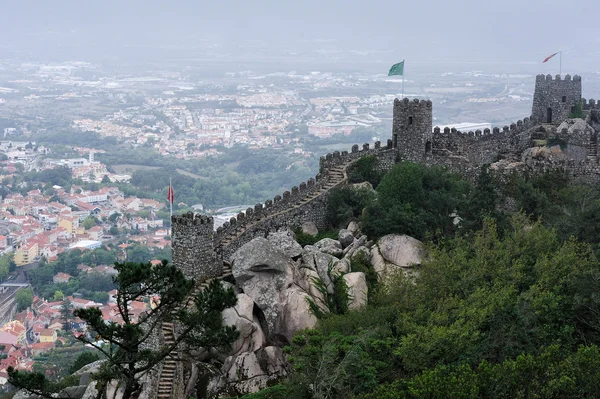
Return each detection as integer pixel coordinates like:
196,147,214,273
536,73,581,82
211,141,395,257
171,212,220,281
430,115,534,163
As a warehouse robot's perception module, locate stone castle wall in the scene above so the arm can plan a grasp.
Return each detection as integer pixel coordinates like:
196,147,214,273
172,73,600,283
171,213,221,280
532,74,582,123
172,139,397,280
215,142,397,258
430,117,535,165
393,98,433,162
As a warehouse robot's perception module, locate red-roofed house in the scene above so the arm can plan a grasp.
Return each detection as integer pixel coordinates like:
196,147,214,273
88,225,103,240
30,342,54,356
53,272,72,284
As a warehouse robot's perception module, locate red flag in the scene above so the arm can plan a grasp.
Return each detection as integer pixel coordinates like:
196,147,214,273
543,52,559,63
167,184,174,204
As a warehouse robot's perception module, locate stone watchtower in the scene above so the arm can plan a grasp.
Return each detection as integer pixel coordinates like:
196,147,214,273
532,74,582,124
171,213,222,281
392,98,433,162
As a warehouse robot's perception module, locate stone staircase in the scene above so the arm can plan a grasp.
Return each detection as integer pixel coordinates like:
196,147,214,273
156,262,232,399
217,164,349,249
157,322,177,399
588,134,598,162
155,161,349,398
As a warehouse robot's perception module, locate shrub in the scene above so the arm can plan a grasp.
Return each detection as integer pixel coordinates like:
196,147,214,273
326,187,375,228
294,229,338,247
347,155,383,187
568,102,584,119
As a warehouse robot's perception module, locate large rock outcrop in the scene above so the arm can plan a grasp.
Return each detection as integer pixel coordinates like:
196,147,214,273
371,234,426,279
343,272,368,310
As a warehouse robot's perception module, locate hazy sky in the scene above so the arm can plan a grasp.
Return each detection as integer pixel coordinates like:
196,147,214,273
1,0,598,69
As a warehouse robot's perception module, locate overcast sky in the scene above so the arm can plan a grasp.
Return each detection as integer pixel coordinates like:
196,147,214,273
1,0,598,69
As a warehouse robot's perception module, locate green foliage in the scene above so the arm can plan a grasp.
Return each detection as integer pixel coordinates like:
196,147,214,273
286,329,388,398
60,298,73,331
294,230,338,247
16,288,33,311
120,146,316,209
326,187,375,228
68,351,100,374
12,261,238,399
82,216,99,230
347,155,383,187
0,254,13,282
229,384,288,399
360,345,600,399
349,252,378,296
27,245,165,301
7,369,74,398
22,166,72,188
568,102,584,119
266,215,600,398
547,137,568,150
307,275,349,319
361,162,470,240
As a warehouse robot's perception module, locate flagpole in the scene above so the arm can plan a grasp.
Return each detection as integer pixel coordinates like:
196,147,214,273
559,51,562,76
169,177,173,237
402,59,405,99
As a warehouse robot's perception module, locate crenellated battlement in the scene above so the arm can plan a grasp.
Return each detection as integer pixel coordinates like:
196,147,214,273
172,73,600,284
428,116,534,166
532,74,582,123
582,98,599,110
394,98,433,108
536,73,581,82
171,212,221,281
209,139,396,257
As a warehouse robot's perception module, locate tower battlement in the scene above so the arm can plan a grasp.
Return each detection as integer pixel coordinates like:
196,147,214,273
171,213,221,281
532,74,582,124
392,98,433,162
170,73,600,286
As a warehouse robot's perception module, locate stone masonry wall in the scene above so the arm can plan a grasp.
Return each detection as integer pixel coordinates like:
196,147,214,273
171,73,600,282
214,142,397,259
430,117,535,165
393,98,433,162
532,74,582,123
171,140,398,271
171,213,221,281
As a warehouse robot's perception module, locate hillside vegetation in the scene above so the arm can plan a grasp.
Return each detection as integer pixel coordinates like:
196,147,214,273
242,161,600,399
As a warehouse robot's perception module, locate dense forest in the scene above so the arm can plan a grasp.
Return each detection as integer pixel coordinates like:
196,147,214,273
240,160,600,399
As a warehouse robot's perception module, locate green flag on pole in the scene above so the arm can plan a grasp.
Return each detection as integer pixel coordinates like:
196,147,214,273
388,60,405,76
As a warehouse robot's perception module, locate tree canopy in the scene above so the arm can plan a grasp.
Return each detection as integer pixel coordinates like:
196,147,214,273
10,260,238,399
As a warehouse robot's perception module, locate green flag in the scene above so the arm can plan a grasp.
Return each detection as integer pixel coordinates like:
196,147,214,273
388,61,404,76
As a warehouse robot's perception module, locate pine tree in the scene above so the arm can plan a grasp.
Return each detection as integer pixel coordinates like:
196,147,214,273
9,260,238,399
60,298,72,331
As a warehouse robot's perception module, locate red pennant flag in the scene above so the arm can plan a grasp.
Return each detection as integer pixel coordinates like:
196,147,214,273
543,52,559,63
167,184,174,204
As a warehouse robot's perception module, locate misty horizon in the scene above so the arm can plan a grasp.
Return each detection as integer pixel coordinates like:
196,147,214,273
1,0,598,73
